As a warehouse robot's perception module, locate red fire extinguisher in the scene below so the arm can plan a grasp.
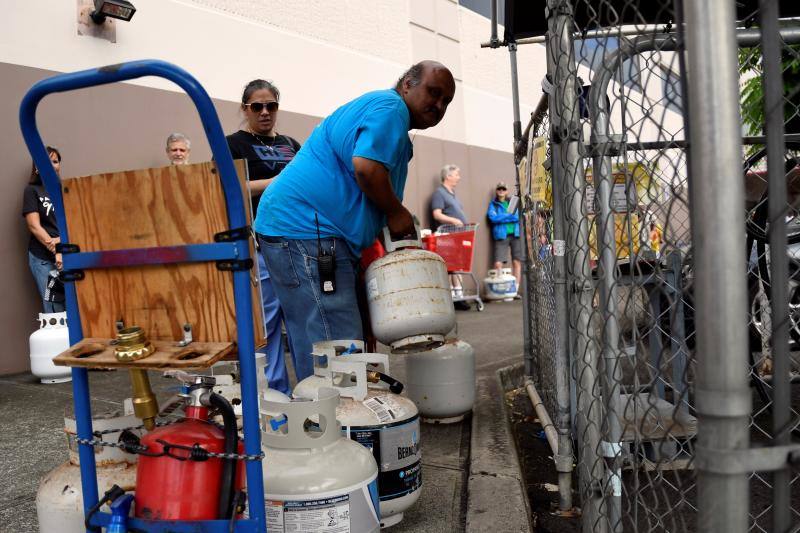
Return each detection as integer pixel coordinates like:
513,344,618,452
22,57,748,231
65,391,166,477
135,374,240,521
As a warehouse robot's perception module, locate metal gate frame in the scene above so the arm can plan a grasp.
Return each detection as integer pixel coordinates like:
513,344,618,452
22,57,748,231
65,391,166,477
485,0,800,531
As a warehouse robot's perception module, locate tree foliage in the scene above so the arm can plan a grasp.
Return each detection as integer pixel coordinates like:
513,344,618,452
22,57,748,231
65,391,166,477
739,44,800,136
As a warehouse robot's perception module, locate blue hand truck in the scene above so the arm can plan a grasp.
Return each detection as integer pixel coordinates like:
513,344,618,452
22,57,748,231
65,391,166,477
19,60,267,533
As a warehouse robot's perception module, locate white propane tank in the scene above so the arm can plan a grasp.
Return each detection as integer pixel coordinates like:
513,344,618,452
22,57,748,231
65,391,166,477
293,340,366,392
29,312,71,383
365,226,455,352
207,352,268,417
36,411,140,533
484,268,518,301
294,347,422,528
262,388,380,533
404,339,476,423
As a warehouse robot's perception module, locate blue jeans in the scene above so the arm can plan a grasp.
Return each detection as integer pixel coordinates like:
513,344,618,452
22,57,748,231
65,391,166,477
257,252,293,395
28,251,65,314
257,235,363,381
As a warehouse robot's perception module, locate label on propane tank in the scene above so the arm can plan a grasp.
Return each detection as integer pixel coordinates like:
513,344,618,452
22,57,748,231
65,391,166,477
489,281,513,293
265,479,379,533
362,395,405,423
347,416,422,500
367,278,379,299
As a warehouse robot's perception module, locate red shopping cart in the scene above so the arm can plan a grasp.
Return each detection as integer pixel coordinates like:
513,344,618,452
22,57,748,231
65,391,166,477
423,223,484,311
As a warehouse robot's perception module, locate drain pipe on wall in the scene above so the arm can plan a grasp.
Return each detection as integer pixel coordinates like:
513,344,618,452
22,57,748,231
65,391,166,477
525,379,558,451
525,379,573,513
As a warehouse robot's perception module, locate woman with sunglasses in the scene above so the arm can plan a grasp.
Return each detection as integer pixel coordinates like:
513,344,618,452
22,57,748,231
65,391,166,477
227,79,301,215
227,79,302,395
486,180,522,290
22,145,65,313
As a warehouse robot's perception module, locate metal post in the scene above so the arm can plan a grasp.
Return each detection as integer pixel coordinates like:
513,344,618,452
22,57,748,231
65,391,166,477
490,0,499,46
509,34,534,379
519,169,535,378
509,42,523,143
528,94,575,512
589,86,624,533
548,138,577,514
666,251,689,413
759,0,791,529
685,1,751,531
547,0,604,529
541,17,577,521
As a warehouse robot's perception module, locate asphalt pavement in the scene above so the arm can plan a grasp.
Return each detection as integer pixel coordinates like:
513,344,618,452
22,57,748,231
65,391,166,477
0,299,529,533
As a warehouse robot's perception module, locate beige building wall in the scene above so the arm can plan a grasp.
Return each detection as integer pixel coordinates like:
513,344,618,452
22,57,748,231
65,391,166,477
1,1,684,374
1,0,541,374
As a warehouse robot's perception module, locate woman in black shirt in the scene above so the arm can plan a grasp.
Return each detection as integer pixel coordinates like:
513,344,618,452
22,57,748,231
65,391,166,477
226,80,301,395
22,146,65,313
226,79,302,216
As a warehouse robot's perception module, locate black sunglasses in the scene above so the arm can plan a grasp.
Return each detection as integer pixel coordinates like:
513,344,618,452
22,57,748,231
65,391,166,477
496,186,507,191
245,101,279,113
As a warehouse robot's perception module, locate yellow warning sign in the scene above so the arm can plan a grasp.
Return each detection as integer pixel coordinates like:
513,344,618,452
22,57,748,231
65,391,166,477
530,136,550,204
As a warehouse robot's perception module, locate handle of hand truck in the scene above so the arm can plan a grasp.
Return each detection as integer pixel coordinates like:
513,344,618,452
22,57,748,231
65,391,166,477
18,59,265,532
18,60,248,243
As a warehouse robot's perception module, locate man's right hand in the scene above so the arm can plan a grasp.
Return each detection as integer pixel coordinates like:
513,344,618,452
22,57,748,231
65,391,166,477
387,206,415,239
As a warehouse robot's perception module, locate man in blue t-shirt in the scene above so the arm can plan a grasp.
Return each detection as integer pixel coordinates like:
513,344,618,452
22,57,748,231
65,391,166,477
254,60,456,380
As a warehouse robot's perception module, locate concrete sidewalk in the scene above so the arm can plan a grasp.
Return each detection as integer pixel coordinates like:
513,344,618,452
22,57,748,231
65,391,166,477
0,300,529,532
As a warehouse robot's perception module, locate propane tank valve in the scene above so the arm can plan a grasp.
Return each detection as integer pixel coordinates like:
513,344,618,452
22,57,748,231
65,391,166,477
367,371,405,394
165,371,217,407
115,326,158,430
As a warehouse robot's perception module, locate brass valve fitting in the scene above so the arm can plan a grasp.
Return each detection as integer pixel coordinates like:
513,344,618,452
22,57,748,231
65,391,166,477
115,326,154,362
115,326,158,430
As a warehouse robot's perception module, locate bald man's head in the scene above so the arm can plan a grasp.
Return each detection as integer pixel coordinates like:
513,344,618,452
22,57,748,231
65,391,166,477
395,61,456,130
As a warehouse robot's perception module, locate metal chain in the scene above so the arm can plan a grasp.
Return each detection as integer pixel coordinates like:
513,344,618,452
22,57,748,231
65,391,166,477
74,409,264,461
206,450,264,461
75,436,147,453
74,434,265,462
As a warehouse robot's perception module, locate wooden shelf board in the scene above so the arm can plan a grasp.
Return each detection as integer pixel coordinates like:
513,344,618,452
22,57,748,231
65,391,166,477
53,338,235,370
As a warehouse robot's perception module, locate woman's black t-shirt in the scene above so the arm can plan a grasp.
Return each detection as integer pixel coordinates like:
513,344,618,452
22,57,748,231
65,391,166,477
22,183,59,261
226,130,301,215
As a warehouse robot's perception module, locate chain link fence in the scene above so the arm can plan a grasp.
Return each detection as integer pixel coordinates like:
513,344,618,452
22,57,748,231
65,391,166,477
521,99,558,432
513,1,800,531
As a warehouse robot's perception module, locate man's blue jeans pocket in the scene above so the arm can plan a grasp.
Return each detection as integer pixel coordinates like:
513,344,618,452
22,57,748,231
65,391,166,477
259,238,301,289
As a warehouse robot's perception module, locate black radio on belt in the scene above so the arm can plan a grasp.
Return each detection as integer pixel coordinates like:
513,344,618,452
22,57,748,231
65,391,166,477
316,213,336,294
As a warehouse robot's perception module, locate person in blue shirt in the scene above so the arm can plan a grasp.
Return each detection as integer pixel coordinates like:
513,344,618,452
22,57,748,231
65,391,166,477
253,60,456,380
486,181,522,288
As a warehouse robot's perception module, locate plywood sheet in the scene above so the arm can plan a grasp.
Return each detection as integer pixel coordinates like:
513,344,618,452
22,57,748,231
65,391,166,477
53,338,234,369
61,161,265,348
